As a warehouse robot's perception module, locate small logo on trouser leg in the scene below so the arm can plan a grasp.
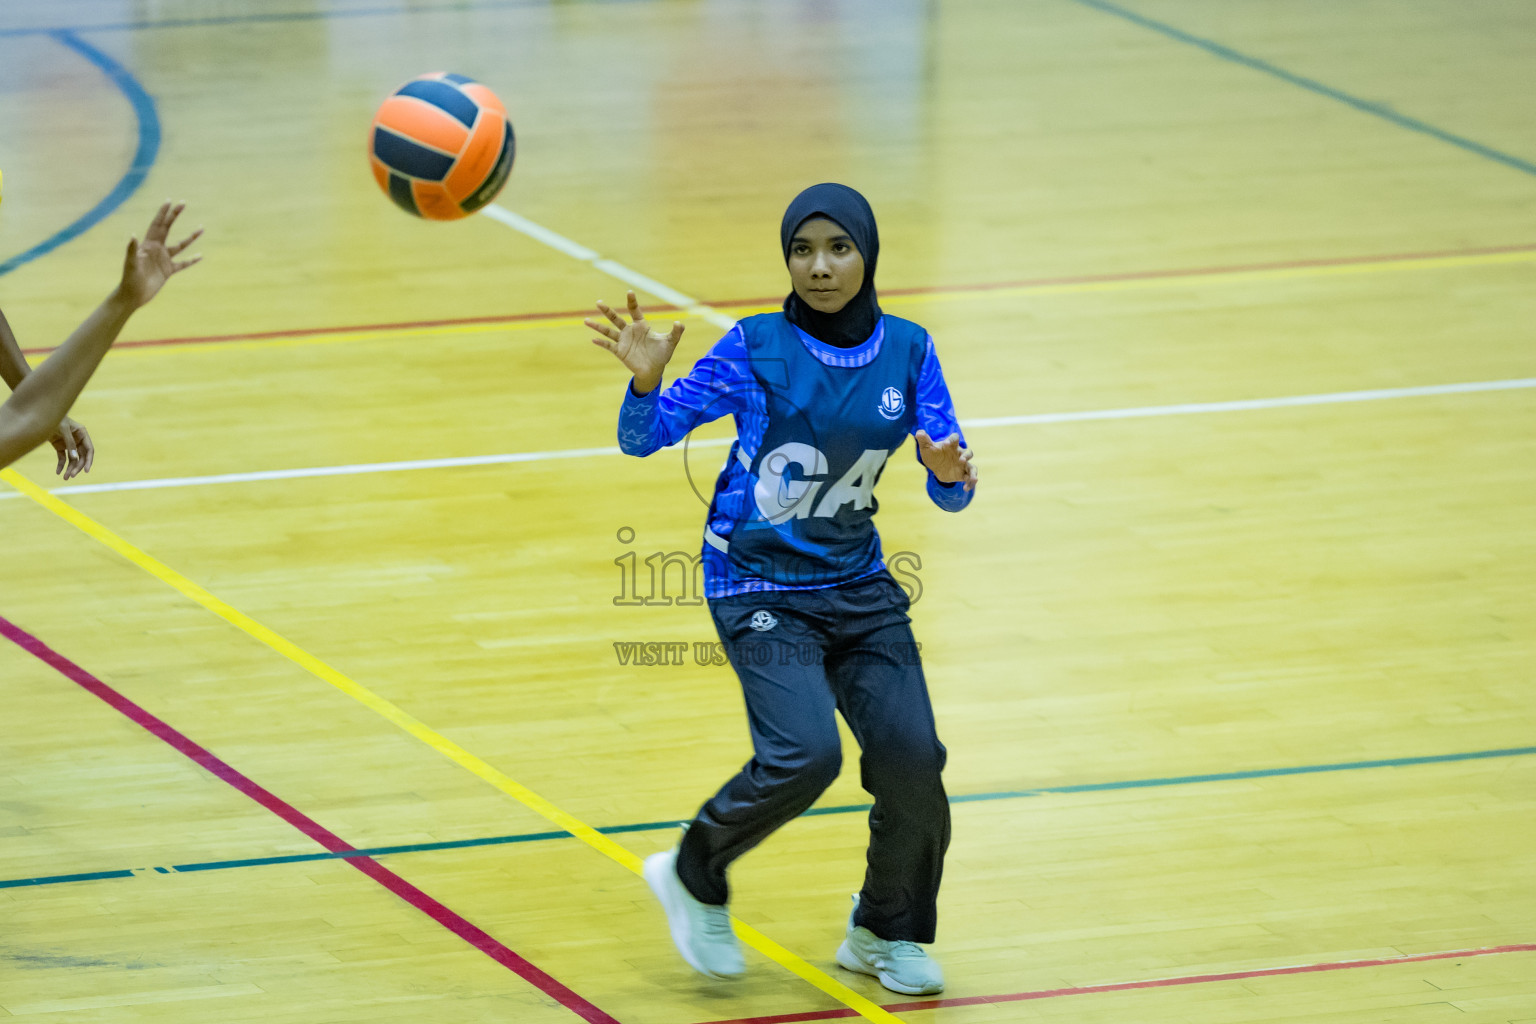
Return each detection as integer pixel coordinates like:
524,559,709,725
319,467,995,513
749,610,778,632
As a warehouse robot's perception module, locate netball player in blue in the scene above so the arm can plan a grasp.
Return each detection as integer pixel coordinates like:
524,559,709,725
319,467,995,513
587,184,976,995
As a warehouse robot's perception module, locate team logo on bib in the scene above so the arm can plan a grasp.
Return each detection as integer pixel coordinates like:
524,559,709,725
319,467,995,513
749,610,778,632
878,386,905,420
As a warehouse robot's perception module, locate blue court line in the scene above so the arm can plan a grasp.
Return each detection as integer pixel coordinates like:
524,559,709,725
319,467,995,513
1071,0,1536,180
3,743,1532,891
0,867,138,889
0,0,643,39
0,32,160,278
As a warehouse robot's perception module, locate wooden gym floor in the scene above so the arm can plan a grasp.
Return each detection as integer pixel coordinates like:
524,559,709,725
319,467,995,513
1,1,1533,1021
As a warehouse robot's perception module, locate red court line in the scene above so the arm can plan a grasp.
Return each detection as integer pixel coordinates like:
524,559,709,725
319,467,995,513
20,241,1536,357
693,943,1536,1024
18,305,606,354
873,240,1536,296
0,613,622,1024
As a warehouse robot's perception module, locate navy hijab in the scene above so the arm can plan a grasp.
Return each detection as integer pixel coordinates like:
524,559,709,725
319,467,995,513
780,183,882,349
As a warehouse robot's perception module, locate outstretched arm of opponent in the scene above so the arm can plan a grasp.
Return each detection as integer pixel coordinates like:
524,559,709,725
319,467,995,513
0,307,94,479
0,202,202,472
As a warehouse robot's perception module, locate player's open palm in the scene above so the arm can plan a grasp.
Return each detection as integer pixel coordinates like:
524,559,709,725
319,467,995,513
586,291,684,392
119,201,203,310
916,429,978,491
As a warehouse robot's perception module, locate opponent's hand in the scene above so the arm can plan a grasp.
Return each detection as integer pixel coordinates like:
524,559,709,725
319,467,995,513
118,201,203,310
49,416,94,479
585,291,684,395
916,430,978,492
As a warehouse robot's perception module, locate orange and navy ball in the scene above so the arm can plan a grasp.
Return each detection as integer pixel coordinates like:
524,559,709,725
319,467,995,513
368,73,515,221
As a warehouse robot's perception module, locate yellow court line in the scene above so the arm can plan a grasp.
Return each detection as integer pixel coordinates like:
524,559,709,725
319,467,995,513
95,246,1536,359
0,465,907,1024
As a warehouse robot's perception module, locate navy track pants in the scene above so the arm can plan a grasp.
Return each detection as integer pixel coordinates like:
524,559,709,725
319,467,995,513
676,572,950,943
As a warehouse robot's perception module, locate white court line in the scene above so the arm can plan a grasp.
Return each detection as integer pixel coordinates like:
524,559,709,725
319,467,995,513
963,377,1536,428
480,205,737,331
3,377,1531,501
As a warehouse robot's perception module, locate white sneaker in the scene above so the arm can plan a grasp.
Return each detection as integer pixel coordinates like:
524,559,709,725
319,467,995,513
834,895,944,995
643,846,745,979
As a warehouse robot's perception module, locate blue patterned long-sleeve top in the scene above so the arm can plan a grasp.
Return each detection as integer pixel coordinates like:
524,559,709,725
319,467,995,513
618,312,972,599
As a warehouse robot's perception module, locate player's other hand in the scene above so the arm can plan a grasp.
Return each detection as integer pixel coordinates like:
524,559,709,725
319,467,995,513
49,416,94,479
117,201,203,310
585,291,684,396
916,429,978,492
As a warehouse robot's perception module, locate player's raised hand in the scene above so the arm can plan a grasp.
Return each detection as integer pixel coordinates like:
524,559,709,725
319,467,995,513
118,201,203,309
916,429,978,492
585,291,684,395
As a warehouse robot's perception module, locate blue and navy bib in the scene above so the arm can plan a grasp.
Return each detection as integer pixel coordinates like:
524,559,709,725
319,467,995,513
717,313,928,588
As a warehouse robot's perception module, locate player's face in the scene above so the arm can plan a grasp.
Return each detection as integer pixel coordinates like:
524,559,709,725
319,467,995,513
788,218,865,314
